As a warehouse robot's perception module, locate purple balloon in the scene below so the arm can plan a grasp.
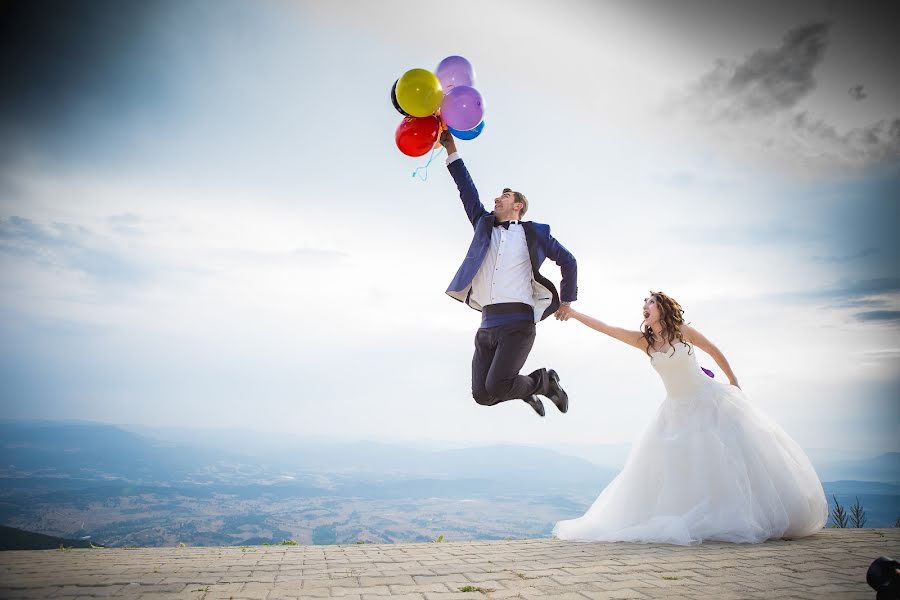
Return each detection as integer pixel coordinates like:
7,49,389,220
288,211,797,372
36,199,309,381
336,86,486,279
440,85,484,131
435,55,475,90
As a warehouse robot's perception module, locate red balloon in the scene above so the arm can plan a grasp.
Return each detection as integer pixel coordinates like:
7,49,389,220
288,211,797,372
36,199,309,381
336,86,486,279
395,115,440,157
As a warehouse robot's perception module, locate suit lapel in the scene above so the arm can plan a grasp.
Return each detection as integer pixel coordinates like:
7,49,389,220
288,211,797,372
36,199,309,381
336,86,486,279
522,222,540,270
522,222,560,320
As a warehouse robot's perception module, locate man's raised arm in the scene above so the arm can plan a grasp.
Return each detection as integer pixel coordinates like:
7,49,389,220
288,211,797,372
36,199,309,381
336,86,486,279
441,131,488,227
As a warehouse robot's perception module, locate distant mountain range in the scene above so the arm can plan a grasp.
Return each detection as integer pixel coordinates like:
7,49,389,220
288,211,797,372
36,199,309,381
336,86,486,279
0,420,897,546
0,421,619,487
813,453,900,483
3,420,895,483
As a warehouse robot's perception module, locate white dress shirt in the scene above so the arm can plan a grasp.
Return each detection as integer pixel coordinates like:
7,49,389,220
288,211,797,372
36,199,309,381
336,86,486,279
448,151,535,308
470,221,535,309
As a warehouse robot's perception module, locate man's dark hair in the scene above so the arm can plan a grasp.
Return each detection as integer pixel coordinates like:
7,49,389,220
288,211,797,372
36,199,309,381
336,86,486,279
503,188,528,217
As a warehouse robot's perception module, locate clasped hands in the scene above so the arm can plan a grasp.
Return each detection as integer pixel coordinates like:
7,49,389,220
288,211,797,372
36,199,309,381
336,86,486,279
555,304,575,321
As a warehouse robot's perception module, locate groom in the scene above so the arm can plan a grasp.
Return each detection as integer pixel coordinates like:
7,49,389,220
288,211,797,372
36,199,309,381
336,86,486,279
441,132,577,417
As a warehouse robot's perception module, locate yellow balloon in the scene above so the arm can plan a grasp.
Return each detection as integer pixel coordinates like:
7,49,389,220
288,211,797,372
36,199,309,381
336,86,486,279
395,68,443,117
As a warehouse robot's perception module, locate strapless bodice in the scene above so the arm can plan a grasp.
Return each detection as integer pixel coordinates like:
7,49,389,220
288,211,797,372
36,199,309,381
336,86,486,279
650,342,714,399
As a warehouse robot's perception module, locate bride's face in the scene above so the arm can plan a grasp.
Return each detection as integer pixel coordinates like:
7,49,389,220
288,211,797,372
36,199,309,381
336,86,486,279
643,296,661,327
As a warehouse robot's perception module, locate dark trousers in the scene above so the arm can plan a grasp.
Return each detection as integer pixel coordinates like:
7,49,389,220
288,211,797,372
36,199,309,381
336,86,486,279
471,321,550,405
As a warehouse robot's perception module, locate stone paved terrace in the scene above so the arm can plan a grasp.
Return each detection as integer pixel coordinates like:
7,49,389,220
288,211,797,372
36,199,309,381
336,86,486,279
1,529,898,599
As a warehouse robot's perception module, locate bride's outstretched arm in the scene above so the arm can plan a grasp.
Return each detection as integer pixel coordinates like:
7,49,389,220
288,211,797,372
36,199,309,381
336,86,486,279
682,325,740,388
561,309,645,350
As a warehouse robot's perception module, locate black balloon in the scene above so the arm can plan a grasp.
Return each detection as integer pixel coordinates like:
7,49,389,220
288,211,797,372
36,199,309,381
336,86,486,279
391,79,410,117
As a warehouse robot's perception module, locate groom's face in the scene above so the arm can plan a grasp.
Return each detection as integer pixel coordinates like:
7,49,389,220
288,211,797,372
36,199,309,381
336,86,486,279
493,190,523,220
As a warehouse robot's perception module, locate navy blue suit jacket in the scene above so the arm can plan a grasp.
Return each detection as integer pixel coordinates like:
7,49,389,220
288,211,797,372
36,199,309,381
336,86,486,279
445,158,577,322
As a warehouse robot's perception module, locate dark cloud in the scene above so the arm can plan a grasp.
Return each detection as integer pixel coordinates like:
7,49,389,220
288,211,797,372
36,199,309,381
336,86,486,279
688,21,831,121
811,247,879,264
836,299,890,309
762,276,900,305
787,277,900,327
790,112,900,165
680,20,900,168
824,277,900,299
848,84,867,100
855,310,900,323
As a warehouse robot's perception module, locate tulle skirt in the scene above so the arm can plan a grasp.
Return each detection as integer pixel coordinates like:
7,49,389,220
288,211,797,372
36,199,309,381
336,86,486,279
553,383,828,545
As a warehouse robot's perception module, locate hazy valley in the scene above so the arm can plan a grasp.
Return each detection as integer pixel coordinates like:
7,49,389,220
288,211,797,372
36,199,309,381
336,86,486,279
1,421,897,547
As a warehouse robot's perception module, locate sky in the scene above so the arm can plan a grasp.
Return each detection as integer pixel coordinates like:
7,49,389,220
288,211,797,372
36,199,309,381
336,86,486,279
1,0,898,457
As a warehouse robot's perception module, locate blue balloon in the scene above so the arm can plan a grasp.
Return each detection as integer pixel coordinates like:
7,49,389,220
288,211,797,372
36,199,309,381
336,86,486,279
448,120,485,141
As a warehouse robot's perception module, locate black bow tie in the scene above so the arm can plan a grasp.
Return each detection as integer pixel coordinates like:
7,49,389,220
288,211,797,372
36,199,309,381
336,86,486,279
494,219,520,229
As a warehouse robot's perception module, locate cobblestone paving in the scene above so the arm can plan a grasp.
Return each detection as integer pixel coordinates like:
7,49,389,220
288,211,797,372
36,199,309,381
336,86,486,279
1,529,897,599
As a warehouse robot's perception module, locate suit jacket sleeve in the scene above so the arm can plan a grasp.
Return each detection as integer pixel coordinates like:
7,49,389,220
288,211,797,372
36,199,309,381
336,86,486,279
546,232,578,303
448,159,489,227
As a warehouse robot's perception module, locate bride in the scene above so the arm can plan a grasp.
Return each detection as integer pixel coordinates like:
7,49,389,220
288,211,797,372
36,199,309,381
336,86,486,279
553,291,828,545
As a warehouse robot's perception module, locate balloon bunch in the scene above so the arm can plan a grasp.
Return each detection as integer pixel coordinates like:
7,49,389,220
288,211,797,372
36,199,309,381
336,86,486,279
391,55,485,158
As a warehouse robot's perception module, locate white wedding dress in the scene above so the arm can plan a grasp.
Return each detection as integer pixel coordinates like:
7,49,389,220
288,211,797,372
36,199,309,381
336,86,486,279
554,342,828,545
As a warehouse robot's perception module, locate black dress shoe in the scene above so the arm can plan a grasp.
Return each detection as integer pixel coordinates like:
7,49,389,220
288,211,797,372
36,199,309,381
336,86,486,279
547,369,568,413
523,395,545,417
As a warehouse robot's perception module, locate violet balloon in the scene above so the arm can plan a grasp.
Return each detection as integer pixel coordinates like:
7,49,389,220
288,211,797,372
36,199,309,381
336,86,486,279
440,85,484,131
435,55,475,90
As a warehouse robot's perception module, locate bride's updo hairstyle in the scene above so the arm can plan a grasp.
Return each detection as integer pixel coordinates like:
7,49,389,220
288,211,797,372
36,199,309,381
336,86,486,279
641,291,691,357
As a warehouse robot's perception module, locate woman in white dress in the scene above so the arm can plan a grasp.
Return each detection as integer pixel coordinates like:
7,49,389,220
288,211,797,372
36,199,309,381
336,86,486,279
553,291,828,545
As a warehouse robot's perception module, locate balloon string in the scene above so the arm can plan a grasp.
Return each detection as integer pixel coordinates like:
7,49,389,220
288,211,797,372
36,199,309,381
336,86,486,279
411,145,445,181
